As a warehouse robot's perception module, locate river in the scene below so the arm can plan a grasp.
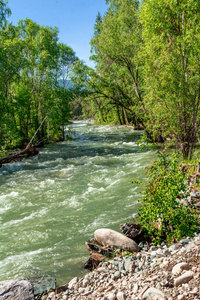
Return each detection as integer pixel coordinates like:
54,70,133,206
0,120,153,285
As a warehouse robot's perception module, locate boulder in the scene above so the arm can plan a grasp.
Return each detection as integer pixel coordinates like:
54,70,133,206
0,279,34,300
94,229,140,252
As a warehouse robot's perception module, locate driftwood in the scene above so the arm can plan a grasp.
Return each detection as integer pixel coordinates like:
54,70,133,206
0,144,39,168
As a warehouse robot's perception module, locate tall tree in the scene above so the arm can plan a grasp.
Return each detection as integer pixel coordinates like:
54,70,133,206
141,0,200,159
0,0,11,28
87,0,146,127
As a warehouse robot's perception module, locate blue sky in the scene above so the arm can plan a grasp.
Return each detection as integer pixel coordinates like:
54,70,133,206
7,0,108,67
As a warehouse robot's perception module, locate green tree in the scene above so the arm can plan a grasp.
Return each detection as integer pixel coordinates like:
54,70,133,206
0,0,11,28
87,0,147,127
141,0,200,159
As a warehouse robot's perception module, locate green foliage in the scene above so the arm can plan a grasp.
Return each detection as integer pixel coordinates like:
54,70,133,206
0,14,78,151
0,0,11,28
132,152,199,245
141,0,200,159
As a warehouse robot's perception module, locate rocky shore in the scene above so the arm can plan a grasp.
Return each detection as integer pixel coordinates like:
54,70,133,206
41,233,200,300
0,232,199,300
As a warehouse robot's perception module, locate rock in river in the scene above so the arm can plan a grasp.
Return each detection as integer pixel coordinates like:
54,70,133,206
94,228,140,252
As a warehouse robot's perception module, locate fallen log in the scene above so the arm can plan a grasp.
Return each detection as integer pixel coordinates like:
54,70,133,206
0,144,39,168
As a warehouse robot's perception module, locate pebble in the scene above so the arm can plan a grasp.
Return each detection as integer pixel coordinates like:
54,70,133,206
174,271,194,286
106,292,116,300
68,277,78,289
116,291,126,300
114,271,121,279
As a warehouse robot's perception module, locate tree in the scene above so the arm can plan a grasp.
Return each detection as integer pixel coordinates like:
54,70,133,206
0,15,79,151
0,0,11,28
141,0,200,159
87,0,148,127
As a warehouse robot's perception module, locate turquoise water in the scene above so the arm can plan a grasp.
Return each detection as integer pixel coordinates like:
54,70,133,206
0,121,153,285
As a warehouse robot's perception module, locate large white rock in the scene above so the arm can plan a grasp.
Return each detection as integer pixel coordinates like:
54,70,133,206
0,280,34,300
94,228,140,252
172,262,191,275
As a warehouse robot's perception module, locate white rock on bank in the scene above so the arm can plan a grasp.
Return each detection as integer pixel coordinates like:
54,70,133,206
172,262,191,275
68,277,78,289
142,287,166,299
116,291,127,300
94,229,140,252
106,292,116,300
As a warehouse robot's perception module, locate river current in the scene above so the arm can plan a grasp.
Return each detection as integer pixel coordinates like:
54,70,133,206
0,120,153,285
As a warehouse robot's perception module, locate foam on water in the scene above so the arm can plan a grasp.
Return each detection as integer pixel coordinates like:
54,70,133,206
2,208,48,228
40,179,55,188
0,191,19,199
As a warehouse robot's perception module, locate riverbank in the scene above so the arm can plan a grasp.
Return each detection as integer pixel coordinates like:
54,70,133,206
36,232,200,300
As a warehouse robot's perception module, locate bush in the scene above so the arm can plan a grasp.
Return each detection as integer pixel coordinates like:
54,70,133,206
132,152,199,245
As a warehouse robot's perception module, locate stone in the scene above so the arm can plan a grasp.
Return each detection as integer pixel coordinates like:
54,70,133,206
172,262,191,275
124,257,132,272
180,238,191,244
94,229,140,252
78,287,85,293
129,261,135,273
190,192,200,198
142,287,166,300
116,291,127,300
139,242,144,248
174,271,194,287
133,283,139,293
0,279,34,300
82,279,89,288
30,277,56,295
163,249,171,256
177,295,185,300
106,292,116,300
68,277,78,289
114,271,121,279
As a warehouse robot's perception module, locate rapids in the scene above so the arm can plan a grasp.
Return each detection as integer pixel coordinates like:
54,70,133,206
0,120,153,285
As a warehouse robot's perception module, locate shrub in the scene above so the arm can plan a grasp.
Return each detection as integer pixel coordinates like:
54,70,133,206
132,152,199,245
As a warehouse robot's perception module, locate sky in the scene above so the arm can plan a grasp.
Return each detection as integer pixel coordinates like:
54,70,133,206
7,0,108,67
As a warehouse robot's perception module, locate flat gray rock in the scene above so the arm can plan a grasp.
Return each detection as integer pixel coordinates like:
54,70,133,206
29,277,56,295
94,228,140,252
0,279,34,300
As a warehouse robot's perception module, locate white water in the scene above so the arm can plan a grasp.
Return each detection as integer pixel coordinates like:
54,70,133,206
0,120,153,284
